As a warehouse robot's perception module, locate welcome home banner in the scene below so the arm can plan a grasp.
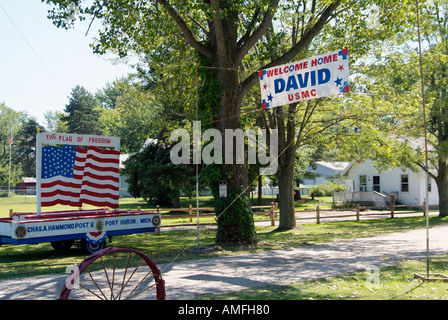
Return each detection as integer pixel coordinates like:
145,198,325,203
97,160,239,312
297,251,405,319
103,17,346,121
259,49,349,109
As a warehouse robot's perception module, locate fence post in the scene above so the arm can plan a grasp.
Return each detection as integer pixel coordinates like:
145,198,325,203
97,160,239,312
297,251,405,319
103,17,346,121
189,204,193,222
156,205,161,235
270,202,276,226
390,195,395,219
274,202,278,219
9,209,14,218
356,203,360,221
316,206,320,224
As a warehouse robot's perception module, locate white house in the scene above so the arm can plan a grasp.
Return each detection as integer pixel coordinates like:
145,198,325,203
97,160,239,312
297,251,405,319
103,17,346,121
341,159,439,206
119,154,132,197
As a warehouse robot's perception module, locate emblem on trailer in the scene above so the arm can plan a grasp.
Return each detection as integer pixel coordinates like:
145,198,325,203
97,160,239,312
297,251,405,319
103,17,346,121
95,220,104,231
14,226,27,239
152,215,161,227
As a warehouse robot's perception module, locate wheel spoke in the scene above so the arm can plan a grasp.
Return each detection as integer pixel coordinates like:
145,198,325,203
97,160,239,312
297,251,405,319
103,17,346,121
116,251,132,300
124,270,154,299
100,256,114,299
79,282,106,300
120,257,144,295
125,280,158,300
86,267,108,300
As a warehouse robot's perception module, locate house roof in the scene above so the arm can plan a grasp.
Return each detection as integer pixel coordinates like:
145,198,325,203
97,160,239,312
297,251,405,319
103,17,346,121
308,161,351,178
21,177,36,184
315,161,350,171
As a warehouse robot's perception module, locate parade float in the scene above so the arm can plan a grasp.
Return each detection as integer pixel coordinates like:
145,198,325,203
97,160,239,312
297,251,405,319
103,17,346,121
0,132,161,255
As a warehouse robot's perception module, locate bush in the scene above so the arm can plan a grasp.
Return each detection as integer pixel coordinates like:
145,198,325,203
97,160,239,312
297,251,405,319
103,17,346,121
310,181,345,198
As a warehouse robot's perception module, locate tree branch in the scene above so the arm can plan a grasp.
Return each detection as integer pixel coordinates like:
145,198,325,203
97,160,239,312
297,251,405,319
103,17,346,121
234,0,280,65
187,14,210,38
156,0,213,58
237,5,262,49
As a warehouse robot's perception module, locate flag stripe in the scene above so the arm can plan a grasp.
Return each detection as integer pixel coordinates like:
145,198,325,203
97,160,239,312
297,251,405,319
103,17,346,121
41,199,81,207
84,162,120,173
86,154,120,164
73,172,119,183
41,189,81,198
41,180,81,190
81,189,119,199
81,180,119,191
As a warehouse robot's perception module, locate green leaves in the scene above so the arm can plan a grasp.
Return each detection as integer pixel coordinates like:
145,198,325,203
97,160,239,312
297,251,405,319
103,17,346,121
63,85,102,135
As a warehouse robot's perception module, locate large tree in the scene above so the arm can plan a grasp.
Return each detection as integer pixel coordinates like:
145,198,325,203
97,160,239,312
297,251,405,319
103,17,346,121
44,0,412,241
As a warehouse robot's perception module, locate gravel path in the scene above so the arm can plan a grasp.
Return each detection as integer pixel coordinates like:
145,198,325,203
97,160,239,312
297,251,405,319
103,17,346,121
0,223,447,300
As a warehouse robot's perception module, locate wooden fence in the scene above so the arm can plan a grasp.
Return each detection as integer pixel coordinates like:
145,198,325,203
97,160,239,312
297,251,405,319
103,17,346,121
294,201,437,225
141,198,438,234
144,202,279,233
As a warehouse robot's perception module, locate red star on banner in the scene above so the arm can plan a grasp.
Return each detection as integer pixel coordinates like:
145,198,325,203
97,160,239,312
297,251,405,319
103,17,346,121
263,84,267,90
338,65,344,71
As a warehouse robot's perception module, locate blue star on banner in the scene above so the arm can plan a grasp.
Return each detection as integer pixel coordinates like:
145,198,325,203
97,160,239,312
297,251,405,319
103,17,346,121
334,77,343,86
42,145,77,179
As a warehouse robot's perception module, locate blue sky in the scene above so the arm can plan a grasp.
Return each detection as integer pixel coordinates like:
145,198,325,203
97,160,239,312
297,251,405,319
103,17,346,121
0,0,135,127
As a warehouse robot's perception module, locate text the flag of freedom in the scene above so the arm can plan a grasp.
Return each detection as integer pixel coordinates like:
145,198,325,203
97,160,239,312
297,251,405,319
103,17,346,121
259,49,349,109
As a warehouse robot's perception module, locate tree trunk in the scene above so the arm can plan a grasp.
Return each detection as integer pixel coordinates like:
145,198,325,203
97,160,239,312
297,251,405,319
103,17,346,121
436,157,448,217
274,105,297,231
208,13,256,245
258,175,263,206
277,160,296,230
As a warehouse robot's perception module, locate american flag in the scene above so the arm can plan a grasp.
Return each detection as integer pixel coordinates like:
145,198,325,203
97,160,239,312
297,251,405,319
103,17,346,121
40,145,120,208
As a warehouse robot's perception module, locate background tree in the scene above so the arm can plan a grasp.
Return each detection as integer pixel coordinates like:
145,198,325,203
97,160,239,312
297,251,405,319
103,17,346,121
63,85,103,135
122,139,196,207
99,79,164,153
0,103,24,186
12,118,45,177
43,110,64,132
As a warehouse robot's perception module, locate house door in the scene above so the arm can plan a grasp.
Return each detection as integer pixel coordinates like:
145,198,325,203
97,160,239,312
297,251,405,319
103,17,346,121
373,176,380,192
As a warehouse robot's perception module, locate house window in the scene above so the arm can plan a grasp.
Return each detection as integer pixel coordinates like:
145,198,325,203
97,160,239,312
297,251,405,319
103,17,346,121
359,175,367,191
401,175,409,192
373,176,380,192
428,180,432,192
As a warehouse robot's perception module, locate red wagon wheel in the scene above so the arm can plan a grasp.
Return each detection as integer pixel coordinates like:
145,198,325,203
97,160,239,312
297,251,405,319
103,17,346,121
59,246,165,300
